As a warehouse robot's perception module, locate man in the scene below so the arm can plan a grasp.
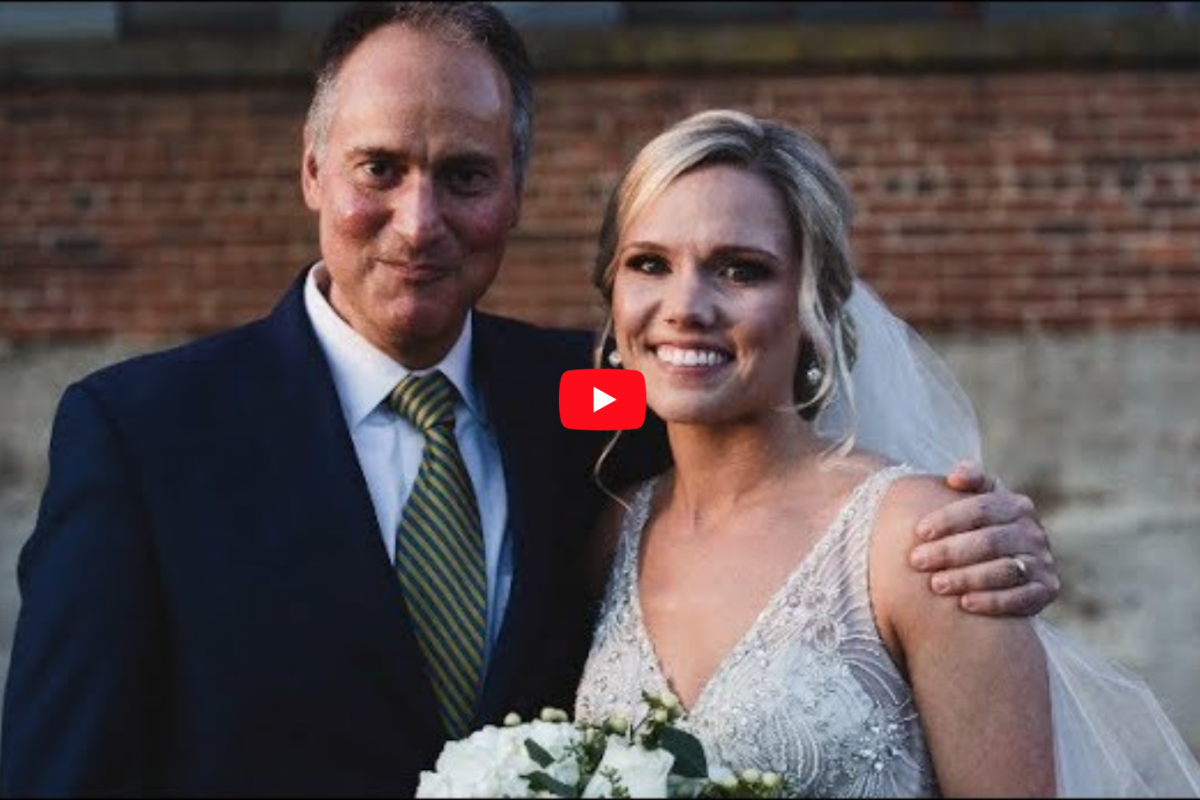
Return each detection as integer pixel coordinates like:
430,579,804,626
0,3,1058,796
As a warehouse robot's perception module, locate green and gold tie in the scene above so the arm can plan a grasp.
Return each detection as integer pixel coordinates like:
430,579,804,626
390,371,486,738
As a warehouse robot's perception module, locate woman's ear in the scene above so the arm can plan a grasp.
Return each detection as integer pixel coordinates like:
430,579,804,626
794,336,821,419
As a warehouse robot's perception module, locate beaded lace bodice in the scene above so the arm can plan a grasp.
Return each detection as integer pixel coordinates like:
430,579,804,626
575,465,938,797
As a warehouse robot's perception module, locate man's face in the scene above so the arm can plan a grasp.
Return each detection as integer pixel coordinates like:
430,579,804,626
302,24,521,368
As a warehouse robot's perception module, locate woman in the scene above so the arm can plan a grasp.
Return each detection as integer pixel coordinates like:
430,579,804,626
575,110,1200,796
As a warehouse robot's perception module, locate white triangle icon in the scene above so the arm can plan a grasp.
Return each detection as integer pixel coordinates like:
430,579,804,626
593,387,616,413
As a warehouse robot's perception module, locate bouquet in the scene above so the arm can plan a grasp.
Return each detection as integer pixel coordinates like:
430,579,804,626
417,692,788,798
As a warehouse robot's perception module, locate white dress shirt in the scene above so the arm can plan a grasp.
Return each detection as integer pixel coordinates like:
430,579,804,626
304,263,512,666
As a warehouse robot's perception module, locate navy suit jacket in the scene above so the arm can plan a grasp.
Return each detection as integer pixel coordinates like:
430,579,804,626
0,274,667,797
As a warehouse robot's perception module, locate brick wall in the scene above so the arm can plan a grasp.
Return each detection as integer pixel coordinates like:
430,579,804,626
3,33,1200,339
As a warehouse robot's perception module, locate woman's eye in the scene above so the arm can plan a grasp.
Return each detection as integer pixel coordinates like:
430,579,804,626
719,261,770,284
626,254,668,275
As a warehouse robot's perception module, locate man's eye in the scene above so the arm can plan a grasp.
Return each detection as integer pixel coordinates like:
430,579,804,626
360,160,396,182
626,254,668,275
445,167,491,196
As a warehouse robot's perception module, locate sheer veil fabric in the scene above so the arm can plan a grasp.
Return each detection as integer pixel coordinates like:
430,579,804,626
821,281,1200,797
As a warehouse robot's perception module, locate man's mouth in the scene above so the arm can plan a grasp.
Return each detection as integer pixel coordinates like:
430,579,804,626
377,259,451,282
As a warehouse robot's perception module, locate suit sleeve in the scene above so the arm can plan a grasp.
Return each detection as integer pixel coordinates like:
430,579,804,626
1,382,167,797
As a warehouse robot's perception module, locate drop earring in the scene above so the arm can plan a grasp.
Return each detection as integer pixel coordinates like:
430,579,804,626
607,350,623,368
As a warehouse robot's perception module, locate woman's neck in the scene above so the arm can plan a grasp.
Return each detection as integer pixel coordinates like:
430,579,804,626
664,409,825,530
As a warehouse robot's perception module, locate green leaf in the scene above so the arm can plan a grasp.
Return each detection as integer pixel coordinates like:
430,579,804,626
659,726,708,779
524,738,555,769
525,771,576,797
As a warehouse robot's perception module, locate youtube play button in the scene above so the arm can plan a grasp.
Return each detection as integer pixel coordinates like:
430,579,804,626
593,387,616,413
559,369,646,430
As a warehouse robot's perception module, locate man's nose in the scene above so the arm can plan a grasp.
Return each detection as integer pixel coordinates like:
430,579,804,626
390,174,446,246
662,268,717,328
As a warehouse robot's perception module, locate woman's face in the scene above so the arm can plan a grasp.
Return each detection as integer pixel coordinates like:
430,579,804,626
611,164,803,426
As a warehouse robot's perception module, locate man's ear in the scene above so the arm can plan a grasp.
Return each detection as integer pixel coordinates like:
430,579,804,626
510,192,522,230
301,137,322,212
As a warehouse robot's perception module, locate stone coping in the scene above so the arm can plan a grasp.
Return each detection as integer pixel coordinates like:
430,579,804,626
2,19,1200,87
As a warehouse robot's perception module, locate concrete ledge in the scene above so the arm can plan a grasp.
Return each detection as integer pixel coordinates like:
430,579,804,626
3,19,1200,87
527,19,1200,73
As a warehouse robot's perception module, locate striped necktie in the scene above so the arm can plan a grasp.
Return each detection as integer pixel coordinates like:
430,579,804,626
389,371,486,738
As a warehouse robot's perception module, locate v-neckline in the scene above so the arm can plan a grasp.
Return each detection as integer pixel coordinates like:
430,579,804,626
628,465,896,718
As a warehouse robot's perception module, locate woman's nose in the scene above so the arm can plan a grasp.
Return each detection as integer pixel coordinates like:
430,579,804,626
661,268,717,328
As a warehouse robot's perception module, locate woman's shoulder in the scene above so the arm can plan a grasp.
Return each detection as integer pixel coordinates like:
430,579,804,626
587,475,665,593
883,471,967,530
596,473,667,544
862,461,974,649
865,461,967,573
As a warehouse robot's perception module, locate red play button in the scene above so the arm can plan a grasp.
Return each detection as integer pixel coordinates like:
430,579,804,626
559,369,646,430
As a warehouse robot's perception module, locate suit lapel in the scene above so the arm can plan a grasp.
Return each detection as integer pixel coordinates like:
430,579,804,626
258,273,443,737
470,314,567,724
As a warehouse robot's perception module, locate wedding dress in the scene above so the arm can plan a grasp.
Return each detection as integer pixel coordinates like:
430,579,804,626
575,281,1200,797
575,464,938,796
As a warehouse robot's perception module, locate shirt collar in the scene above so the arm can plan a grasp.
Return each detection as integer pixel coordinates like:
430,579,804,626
304,262,485,428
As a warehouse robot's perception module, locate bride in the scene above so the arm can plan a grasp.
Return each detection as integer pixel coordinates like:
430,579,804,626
574,109,1200,796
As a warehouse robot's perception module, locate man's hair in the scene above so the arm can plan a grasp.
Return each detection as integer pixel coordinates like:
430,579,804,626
305,2,534,188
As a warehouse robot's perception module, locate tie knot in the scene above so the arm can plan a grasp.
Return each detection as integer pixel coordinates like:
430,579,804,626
389,371,459,432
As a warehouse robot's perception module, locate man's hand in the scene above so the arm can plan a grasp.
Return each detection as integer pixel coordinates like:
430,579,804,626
910,461,1060,616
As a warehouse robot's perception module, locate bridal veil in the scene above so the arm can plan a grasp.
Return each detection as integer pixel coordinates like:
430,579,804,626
816,281,1200,797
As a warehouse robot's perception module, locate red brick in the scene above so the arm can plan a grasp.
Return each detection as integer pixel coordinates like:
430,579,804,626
4,71,1200,337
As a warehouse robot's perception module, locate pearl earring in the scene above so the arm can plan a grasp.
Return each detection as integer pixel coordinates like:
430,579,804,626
607,350,623,367
806,365,823,386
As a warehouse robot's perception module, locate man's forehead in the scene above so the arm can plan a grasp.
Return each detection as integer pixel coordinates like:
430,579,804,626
330,94,513,151
339,23,508,102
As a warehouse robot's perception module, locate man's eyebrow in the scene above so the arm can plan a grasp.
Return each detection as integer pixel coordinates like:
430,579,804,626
439,151,501,167
343,146,499,167
347,145,399,159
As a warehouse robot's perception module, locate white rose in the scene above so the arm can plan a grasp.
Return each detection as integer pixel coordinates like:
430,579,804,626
513,720,584,788
427,730,501,796
416,721,585,798
416,770,456,798
708,765,738,789
582,736,675,798
419,725,525,797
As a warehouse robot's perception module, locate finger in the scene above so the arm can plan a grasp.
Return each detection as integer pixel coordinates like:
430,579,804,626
928,557,1032,597
910,524,1020,571
958,583,1055,617
945,460,988,493
915,492,1033,541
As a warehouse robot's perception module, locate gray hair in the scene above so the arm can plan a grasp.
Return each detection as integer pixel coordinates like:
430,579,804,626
592,109,859,419
304,2,534,189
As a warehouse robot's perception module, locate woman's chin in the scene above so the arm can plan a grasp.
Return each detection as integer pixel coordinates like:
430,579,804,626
649,398,742,427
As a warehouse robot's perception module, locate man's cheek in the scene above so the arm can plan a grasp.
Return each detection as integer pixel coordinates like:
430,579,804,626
457,198,520,249
333,189,390,239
